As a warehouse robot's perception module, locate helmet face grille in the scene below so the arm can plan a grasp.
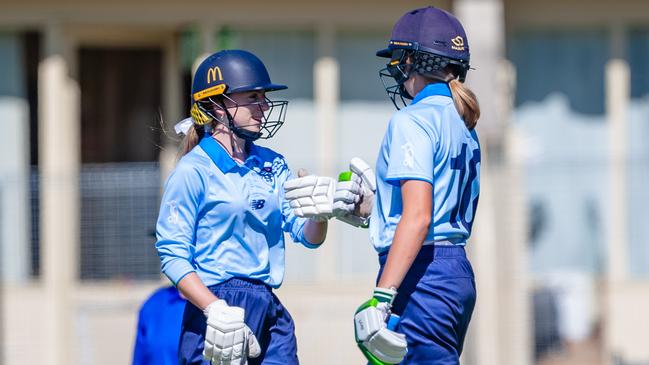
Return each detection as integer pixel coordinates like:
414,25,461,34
379,48,414,110
250,97,288,140
196,95,288,141
379,68,411,110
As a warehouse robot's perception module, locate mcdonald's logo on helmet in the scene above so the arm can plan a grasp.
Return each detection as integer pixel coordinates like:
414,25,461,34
206,66,223,84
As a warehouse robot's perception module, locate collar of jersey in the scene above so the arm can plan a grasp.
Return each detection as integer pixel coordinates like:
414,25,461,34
412,82,452,105
199,136,262,173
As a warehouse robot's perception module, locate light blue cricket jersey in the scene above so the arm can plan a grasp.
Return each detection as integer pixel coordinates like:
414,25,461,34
370,83,481,253
155,136,315,288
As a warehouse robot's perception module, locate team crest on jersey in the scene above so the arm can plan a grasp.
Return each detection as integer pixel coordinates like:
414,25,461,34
252,158,288,186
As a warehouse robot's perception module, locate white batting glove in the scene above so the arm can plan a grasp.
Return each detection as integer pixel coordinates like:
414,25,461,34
334,158,377,228
354,288,407,365
203,300,261,365
283,174,336,222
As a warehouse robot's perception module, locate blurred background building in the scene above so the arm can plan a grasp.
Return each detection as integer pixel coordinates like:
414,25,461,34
1,0,648,364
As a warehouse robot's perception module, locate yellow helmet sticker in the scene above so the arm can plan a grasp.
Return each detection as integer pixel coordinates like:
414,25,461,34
193,84,226,102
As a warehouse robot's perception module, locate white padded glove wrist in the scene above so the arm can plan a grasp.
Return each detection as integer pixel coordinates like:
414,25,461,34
203,299,226,318
283,175,335,221
202,300,261,365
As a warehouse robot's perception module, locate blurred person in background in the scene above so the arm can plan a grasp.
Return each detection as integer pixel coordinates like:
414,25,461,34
132,285,186,365
155,49,346,365
348,7,482,365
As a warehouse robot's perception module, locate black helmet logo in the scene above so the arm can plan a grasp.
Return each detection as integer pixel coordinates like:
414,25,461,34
451,36,465,51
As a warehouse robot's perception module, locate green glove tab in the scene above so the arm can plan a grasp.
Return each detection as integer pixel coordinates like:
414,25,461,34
338,171,353,182
355,297,380,315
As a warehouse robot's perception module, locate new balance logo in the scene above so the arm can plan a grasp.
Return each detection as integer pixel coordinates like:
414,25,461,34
251,199,266,210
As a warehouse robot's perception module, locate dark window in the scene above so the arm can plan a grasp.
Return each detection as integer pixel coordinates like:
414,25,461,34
629,29,649,98
79,47,163,163
78,47,164,280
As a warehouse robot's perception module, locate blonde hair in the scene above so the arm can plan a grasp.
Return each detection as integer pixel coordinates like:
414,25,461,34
179,122,218,159
421,62,481,130
448,79,480,130
179,126,201,158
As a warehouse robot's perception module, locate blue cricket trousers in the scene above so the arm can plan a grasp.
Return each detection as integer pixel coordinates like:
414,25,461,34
178,278,299,365
378,245,476,365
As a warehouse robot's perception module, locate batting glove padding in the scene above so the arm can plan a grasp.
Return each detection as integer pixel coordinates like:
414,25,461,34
334,157,377,228
283,175,335,221
354,288,407,365
203,300,261,365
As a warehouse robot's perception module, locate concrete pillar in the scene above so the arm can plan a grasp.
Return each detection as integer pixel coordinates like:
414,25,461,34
454,0,506,157
455,1,531,365
604,25,630,365
39,23,80,365
314,23,339,282
605,27,629,284
200,22,216,55
464,158,501,365
192,22,216,75
160,33,183,183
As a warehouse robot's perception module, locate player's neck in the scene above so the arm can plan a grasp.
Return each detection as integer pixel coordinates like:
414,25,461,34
212,132,247,163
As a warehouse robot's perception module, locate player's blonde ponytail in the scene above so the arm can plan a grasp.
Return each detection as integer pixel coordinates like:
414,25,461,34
448,79,480,130
179,126,201,158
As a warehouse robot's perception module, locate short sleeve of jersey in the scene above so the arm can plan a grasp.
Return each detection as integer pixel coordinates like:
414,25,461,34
385,112,436,185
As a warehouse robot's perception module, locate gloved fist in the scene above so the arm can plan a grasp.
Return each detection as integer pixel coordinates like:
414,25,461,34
354,287,407,365
334,158,376,228
203,300,261,365
283,172,335,222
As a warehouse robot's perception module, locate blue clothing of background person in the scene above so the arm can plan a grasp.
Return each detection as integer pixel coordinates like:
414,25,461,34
132,286,186,365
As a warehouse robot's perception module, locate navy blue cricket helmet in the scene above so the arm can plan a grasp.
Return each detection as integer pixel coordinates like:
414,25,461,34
190,50,288,140
377,7,471,109
192,50,286,103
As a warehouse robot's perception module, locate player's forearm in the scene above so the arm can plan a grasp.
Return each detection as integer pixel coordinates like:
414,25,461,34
377,214,429,290
304,219,328,245
176,272,218,310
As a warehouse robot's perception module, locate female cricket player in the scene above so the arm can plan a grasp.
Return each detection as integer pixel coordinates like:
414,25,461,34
352,6,481,365
155,49,343,365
